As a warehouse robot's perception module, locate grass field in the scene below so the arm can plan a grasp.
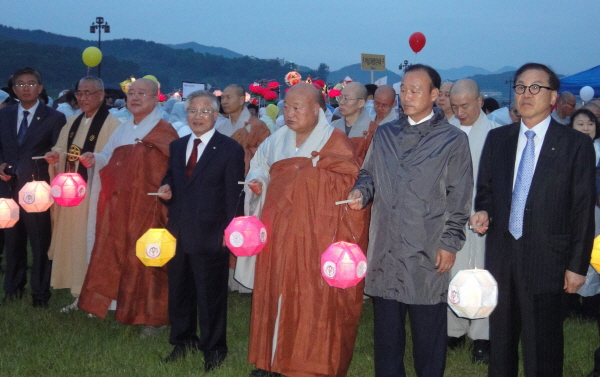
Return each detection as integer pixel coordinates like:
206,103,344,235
0,285,598,376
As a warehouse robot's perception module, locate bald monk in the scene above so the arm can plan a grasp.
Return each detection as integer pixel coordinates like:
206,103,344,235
241,83,366,377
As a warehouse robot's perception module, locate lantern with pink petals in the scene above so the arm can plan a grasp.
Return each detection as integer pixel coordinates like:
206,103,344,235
0,198,19,228
321,241,367,289
225,216,267,257
18,181,54,212
51,173,87,207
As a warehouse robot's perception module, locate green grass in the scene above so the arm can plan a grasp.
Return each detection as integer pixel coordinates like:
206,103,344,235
0,287,598,376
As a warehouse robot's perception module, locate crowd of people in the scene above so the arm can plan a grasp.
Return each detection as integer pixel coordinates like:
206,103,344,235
0,62,598,377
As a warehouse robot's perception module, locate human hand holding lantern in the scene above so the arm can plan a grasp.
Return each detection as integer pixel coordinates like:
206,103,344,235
0,163,11,181
157,184,172,200
79,152,95,168
44,151,60,165
247,179,262,195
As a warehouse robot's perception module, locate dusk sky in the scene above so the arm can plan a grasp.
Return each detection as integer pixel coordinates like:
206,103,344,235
2,0,599,76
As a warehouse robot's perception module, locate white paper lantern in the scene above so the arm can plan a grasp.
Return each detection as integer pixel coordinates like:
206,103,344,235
18,180,54,212
448,269,498,319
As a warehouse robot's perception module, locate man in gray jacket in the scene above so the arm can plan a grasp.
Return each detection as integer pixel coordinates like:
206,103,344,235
348,64,473,377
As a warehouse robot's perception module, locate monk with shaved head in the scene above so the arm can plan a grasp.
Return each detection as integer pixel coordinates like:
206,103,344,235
238,82,366,377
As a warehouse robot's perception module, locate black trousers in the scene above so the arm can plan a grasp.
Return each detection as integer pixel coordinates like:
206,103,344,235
3,207,51,300
167,245,229,363
373,297,447,377
488,238,564,377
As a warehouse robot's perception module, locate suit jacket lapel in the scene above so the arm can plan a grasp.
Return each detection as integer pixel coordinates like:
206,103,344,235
8,105,18,141
21,105,47,146
186,131,222,185
174,136,190,183
502,123,520,210
528,121,561,197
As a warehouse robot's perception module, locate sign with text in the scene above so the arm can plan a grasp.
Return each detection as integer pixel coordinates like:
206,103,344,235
182,82,206,100
361,54,386,71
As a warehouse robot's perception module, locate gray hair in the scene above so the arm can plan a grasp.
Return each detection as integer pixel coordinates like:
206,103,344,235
79,76,104,91
185,90,219,112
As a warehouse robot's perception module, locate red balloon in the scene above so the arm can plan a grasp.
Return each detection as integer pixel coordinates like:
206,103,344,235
409,32,426,53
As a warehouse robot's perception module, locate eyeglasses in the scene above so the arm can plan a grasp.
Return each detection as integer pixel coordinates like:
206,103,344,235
338,97,363,104
127,91,155,98
513,84,553,95
14,83,38,89
374,101,393,109
75,90,102,98
187,108,215,117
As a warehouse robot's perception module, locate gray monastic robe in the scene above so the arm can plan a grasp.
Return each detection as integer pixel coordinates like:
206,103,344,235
331,107,372,137
353,107,473,305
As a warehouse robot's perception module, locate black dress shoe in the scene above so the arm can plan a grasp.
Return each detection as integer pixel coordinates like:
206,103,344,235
3,289,24,304
471,339,490,364
32,298,49,308
204,350,227,372
249,369,283,377
447,335,466,350
163,345,195,363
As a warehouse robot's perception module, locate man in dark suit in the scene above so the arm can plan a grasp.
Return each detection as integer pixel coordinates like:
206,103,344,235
0,67,65,308
471,63,596,376
158,90,245,372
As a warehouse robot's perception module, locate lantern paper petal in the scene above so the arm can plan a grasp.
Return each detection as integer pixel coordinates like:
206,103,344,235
136,228,176,267
18,180,54,212
448,269,498,319
51,173,87,207
328,89,342,98
0,198,19,228
225,216,268,257
321,241,367,289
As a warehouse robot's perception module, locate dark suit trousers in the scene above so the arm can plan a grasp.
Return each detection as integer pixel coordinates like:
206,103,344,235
373,297,447,377
168,243,229,362
488,237,564,377
3,206,52,300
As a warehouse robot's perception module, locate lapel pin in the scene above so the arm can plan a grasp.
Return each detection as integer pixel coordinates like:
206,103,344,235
552,148,555,151
37,117,40,120
213,147,216,149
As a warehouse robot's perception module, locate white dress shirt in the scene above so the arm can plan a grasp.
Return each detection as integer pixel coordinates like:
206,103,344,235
408,110,434,126
17,100,40,132
512,115,551,189
186,127,216,163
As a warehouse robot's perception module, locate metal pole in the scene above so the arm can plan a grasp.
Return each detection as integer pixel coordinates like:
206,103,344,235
371,70,374,84
98,25,102,78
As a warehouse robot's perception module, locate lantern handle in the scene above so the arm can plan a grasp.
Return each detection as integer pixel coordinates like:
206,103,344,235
331,205,358,245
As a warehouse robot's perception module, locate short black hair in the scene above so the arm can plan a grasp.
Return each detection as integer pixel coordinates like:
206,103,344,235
11,67,43,85
365,84,378,97
514,63,560,91
569,108,600,140
404,64,441,91
482,97,500,114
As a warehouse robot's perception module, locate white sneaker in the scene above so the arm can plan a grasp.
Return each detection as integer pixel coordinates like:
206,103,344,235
59,298,79,313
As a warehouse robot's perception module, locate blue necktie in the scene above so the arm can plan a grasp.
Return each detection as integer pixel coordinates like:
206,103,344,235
509,130,536,239
17,110,29,145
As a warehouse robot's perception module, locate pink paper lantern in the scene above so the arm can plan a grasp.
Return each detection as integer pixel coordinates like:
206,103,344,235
0,198,19,228
18,180,54,212
51,173,87,207
225,216,267,257
321,241,367,289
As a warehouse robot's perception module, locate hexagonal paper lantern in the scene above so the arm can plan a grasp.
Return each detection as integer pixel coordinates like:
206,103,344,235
321,241,367,289
590,235,600,273
0,198,19,228
51,173,87,207
18,181,54,212
135,228,176,267
448,269,498,319
225,216,267,257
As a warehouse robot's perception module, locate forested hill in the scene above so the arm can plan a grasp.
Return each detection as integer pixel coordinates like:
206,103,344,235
0,25,325,96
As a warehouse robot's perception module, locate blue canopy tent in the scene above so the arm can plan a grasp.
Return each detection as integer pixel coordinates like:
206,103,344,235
559,65,600,98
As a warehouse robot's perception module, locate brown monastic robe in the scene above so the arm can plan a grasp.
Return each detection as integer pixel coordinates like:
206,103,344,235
248,129,365,377
78,119,178,326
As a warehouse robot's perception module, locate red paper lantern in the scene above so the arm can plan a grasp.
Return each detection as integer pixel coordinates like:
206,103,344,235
18,181,54,212
409,32,426,53
263,90,278,101
51,173,87,207
267,81,280,89
0,198,19,228
313,80,325,89
321,241,367,289
328,89,342,98
225,216,267,257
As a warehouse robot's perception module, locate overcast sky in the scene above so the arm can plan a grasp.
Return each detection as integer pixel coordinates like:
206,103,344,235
2,0,599,76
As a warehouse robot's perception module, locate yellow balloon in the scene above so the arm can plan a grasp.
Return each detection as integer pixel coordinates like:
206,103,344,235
143,75,158,84
82,47,102,68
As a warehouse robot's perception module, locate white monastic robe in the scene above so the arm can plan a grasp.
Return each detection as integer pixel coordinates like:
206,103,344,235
215,106,251,137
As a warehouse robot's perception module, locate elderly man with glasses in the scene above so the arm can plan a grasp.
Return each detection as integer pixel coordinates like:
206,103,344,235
77,78,179,332
0,67,66,308
551,91,577,125
43,76,120,313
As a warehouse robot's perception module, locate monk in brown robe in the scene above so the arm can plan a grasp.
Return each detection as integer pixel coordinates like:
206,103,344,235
243,83,366,377
78,79,178,327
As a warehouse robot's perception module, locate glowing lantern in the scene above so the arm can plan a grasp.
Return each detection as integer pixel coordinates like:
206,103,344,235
285,71,302,87
321,241,367,289
136,228,176,267
0,198,19,228
225,216,267,257
590,235,600,273
51,173,87,207
448,269,498,319
18,181,54,212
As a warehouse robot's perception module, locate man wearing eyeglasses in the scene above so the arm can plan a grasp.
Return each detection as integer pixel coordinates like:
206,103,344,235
43,76,120,313
551,91,577,125
157,90,244,371
0,67,66,308
332,82,374,158
77,78,179,330
471,63,595,376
